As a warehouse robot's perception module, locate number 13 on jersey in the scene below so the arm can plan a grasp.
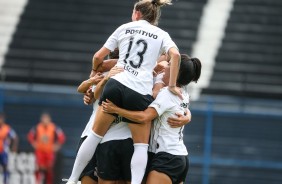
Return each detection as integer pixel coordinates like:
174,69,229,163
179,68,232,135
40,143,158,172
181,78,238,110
124,36,148,69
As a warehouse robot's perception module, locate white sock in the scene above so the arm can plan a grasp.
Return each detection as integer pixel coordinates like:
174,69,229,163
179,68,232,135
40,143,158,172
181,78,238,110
68,131,102,183
131,143,149,184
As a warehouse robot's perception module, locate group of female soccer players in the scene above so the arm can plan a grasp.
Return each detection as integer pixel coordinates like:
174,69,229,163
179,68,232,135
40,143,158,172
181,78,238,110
65,0,202,184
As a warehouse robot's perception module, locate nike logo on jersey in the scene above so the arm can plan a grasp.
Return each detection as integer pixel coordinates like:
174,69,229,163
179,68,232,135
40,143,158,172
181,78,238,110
125,29,158,39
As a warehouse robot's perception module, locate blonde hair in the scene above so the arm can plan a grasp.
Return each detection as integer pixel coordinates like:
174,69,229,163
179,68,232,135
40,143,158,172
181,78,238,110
134,0,172,26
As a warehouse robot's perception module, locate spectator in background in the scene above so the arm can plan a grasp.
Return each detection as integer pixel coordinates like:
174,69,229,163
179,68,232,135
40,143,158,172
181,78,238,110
27,112,65,184
0,112,18,184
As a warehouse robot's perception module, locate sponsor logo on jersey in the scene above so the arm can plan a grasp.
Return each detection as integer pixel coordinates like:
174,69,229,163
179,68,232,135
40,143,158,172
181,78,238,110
125,29,158,39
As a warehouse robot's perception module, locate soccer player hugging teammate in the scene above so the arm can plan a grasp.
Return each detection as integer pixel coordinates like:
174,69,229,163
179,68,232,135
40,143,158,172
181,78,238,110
74,52,125,184
66,0,182,184
76,54,190,184
102,55,202,184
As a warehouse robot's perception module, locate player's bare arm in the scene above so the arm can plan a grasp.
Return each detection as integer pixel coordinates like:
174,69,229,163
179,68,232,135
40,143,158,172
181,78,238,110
152,82,165,99
102,99,158,124
167,47,181,98
96,59,118,72
93,67,124,100
92,47,111,72
167,109,192,128
103,97,191,128
77,72,104,93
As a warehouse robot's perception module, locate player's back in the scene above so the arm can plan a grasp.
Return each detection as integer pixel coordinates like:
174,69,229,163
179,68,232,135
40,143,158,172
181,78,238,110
111,20,176,95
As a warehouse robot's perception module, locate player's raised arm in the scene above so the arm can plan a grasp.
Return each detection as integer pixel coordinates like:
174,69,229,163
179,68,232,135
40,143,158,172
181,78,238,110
92,47,111,72
94,66,124,100
167,47,181,98
96,59,118,72
77,72,104,93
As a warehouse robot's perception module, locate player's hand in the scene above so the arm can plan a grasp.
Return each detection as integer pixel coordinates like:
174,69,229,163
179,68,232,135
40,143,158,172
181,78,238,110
84,89,94,105
102,99,118,114
90,72,104,85
167,110,191,128
105,67,124,81
168,86,183,100
154,60,168,74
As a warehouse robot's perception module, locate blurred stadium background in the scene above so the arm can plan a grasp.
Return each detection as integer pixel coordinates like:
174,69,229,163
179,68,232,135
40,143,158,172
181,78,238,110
1,0,282,183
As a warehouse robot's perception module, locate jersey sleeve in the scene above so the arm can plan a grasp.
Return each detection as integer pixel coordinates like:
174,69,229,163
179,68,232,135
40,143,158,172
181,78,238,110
104,25,124,51
161,32,178,54
149,89,174,116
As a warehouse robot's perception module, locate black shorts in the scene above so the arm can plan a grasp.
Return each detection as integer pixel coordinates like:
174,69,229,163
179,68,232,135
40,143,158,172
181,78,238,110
96,138,134,181
77,136,98,182
99,78,154,123
147,152,189,184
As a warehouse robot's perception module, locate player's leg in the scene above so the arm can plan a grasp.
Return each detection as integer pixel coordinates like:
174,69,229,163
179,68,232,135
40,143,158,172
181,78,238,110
35,150,46,184
122,87,154,184
98,178,118,184
141,151,155,184
45,152,55,184
81,176,97,184
146,171,172,184
128,123,151,184
80,158,98,184
146,152,187,184
67,79,122,184
77,137,98,184
80,155,98,184
119,138,134,184
68,108,115,183
117,181,130,184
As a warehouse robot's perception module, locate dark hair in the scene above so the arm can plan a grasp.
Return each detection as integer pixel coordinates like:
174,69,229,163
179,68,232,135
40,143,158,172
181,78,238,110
177,54,201,87
134,0,172,26
109,48,119,59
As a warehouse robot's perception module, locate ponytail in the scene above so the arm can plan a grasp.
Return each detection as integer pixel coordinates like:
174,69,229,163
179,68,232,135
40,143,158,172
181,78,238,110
177,54,202,87
134,0,172,26
191,58,201,83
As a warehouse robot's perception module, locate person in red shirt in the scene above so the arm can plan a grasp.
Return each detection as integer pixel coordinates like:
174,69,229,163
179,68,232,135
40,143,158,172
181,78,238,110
0,112,18,184
27,112,65,184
